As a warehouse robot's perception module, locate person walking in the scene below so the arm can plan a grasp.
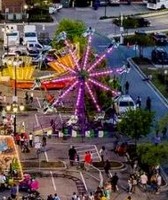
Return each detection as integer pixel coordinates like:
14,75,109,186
124,81,130,94
146,96,151,111
110,173,119,192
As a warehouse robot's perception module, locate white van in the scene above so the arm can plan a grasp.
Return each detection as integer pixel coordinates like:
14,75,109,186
114,95,136,115
3,25,20,49
23,25,38,45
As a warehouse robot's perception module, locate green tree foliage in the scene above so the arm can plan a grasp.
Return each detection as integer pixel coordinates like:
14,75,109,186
117,109,154,141
26,0,52,7
52,19,87,51
124,35,155,57
158,114,168,131
137,142,168,166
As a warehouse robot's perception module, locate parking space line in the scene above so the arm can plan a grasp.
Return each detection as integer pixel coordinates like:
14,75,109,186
36,97,41,108
50,171,57,191
80,171,88,192
76,148,96,152
44,151,49,162
34,114,40,127
94,145,101,161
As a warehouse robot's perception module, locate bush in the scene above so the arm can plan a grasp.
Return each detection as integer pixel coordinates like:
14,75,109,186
157,73,165,84
29,15,53,22
113,17,138,29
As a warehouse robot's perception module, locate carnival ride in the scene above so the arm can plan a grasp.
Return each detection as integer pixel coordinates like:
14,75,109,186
0,43,80,90
49,31,128,135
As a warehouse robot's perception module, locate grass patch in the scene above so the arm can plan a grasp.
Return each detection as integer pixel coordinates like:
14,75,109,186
93,161,124,169
133,57,168,98
21,161,65,169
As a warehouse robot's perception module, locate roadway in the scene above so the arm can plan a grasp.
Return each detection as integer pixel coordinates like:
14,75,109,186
1,6,168,200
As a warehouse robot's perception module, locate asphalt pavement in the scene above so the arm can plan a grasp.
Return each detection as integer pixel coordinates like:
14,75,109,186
1,5,168,200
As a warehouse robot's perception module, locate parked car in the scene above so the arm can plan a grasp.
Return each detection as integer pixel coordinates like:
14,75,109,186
135,30,147,36
151,48,168,64
27,41,51,52
113,95,136,115
49,3,63,14
152,32,168,45
136,17,151,27
99,0,109,6
109,0,120,6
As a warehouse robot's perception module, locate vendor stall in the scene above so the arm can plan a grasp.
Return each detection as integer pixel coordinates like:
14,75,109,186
0,136,23,184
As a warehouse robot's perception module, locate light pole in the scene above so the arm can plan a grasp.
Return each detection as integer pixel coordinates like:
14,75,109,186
2,25,10,54
6,58,25,136
164,70,168,85
6,102,24,136
120,13,124,44
104,0,107,18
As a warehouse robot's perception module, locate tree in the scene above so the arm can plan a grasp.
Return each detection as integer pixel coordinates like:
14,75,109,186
137,142,168,166
117,109,154,142
158,114,168,131
52,19,87,51
124,35,155,57
26,0,52,7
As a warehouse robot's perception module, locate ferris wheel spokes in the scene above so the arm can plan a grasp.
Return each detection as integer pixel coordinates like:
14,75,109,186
82,34,92,70
53,80,79,106
85,81,101,112
87,44,114,73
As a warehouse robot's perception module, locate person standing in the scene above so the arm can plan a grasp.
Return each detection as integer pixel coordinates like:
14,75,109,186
127,176,133,194
140,172,148,191
53,193,61,200
68,146,77,166
10,184,17,199
25,92,29,104
136,96,142,108
30,92,34,103
104,160,111,177
99,146,107,163
156,173,162,194
110,173,119,192
42,135,47,151
84,151,92,171
146,96,151,112
29,132,33,147
125,81,130,94
125,196,132,200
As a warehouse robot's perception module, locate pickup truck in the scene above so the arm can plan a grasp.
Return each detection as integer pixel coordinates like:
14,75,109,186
27,41,51,52
49,4,63,14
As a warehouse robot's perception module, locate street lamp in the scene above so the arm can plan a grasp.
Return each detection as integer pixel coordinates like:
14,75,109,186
104,0,108,18
5,57,24,135
2,25,10,54
6,102,25,136
164,69,168,85
23,4,29,24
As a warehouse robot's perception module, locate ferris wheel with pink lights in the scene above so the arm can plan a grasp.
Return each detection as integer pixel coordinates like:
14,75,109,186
51,28,128,136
